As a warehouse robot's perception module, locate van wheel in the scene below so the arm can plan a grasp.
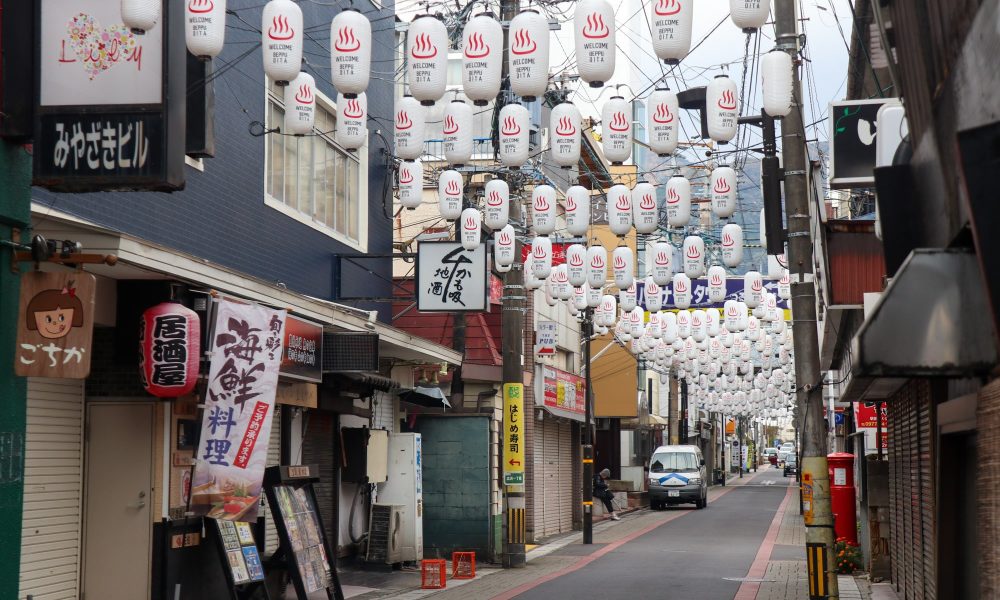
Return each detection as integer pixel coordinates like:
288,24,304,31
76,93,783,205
696,495,706,509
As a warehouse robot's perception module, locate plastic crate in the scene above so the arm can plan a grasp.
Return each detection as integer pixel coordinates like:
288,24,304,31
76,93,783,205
421,559,447,589
451,552,476,579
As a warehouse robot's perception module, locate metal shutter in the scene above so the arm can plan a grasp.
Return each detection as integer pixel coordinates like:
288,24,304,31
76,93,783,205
302,411,336,550
533,419,562,539
557,421,573,533
19,378,85,600
372,393,395,433
262,407,281,556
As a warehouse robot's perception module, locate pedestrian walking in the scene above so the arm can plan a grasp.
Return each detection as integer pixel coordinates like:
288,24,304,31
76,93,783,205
594,468,620,521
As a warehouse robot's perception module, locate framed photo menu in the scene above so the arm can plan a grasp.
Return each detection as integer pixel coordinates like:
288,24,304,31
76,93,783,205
209,518,269,599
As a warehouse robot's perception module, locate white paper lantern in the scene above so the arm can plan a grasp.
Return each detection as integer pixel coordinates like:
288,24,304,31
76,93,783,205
531,236,553,279
612,246,634,289
509,10,551,100
587,284,602,308
499,104,531,168
566,244,588,287
461,15,503,105
553,265,572,299
707,265,727,303
601,97,632,164
761,50,793,117
706,75,739,143
682,236,705,278
122,0,160,33
443,101,474,166
551,102,582,168
706,308,721,337
483,179,510,230
647,89,680,157
494,225,516,268
438,170,464,220
599,295,617,326
532,185,558,235
629,306,645,338
711,166,738,218
620,283,637,312
778,269,791,300
648,312,662,339
587,245,608,289
721,223,744,268
673,273,691,309
666,176,691,228
607,184,633,236
650,0,693,63
730,0,770,31
632,183,659,234
262,0,303,84
736,301,749,332
677,310,692,339
398,160,423,209
282,72,315,136
186,0,226,59
459,208,481,250
407,16,448,105
336,93,368,151
662,312,678,343
747,316,761,341
724,299,741,332
691,310,708,342
395,96,425,160
524,255,541,290
565,185,591,237
744,271,764,308
330,9,371,97
544,278,559,306
575,0,616,87
574,286,589,311
645,277,663,312
650,241,674,286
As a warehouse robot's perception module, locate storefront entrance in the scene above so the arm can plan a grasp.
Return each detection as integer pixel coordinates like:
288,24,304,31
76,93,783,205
83,402,155,600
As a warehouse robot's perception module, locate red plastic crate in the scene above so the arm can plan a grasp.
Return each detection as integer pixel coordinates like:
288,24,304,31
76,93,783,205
451,552,476,579
421,559,447,589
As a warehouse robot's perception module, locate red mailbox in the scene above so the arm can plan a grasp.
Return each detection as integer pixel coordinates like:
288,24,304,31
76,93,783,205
827,452,857,545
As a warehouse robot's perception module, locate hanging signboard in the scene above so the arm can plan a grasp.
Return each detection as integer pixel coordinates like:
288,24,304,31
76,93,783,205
541,366,585,420
14,271,96,378
853,401,888,452
280,316,323,383
34,0,186,191
829,99,891,189
638,278,790,311
503,383,525,486
535,320,557,357
520,242,572,267
416,242,488,312
191,299,286,522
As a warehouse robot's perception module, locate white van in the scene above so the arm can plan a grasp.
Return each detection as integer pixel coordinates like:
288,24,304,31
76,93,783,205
647,445,708,509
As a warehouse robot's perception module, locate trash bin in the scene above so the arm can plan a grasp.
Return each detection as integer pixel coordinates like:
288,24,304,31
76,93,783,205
713,468,725,484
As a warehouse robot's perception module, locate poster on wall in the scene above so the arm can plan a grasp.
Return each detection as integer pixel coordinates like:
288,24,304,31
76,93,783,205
541,366,586,420
14,271,96,378
190,299,286,522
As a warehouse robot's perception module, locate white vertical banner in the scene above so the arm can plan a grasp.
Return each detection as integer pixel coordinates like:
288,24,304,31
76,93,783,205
191,299,287,521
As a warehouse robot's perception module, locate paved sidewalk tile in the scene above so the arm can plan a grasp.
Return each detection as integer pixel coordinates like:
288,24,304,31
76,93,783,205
754,560,809,600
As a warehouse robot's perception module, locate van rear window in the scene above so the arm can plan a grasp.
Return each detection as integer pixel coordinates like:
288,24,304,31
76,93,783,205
650,452,698,473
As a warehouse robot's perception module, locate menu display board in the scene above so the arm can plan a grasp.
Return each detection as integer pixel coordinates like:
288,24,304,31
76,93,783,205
213,519,266,586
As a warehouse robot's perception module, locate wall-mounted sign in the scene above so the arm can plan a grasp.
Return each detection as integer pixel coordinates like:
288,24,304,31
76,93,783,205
15,271,96,378
829,99,891,189
34,0,185,191
503,383,525,486
280,316,323,383
535,320,557,357
417,242,488,312
541,366,585,421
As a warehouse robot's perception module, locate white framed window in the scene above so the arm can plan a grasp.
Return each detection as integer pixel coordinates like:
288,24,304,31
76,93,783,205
264,79,368,251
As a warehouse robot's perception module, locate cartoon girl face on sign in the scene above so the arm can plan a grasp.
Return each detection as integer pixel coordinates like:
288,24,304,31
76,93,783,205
26,286,84,340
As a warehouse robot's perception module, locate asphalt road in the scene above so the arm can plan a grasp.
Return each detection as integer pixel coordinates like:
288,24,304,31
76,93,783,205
513,467,793,600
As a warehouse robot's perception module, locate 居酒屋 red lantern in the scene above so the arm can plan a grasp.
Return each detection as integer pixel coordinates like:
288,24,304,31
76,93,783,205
140,303,201,397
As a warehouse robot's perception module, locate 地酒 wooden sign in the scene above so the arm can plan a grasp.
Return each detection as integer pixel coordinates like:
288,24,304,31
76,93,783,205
15,271,96,378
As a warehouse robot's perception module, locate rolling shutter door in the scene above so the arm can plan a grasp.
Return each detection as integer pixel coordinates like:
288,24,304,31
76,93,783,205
557,421,573,533
302,411,336,550
539,419,561,539
262,407,281,556
19,378,85,600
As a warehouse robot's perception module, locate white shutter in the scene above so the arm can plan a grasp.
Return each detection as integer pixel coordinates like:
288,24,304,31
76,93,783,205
372,393,395,433
19,378,85,600
263,407,281,556
558,421,573,533
541,420,560,538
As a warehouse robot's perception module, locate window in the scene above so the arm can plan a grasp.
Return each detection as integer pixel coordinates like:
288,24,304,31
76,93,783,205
265,79,367,249
649,452,699,473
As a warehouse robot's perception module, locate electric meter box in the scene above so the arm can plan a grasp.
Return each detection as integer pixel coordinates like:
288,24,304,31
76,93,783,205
341,427,389,483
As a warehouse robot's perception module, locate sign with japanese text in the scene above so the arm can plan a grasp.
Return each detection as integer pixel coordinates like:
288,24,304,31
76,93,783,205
521,242,571,267
503,383,525,486
139,302,200,397
280,316,323,383
638,278,791,311
34,0,185,191
854,401,888,452
541,366,585,421
535,320,557,357
15,271,96,378
191,299,286,522
417,242,488,312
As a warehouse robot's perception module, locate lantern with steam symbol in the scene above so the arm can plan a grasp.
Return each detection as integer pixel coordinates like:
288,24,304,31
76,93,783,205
711,166,738,218
494,225,516,268
575,0,616,87
673,273,692,309
601,97,632,164
587,245,608,289
708,265,727,302
262,0,303,84
706,75,739,143
650,241,674,286
499,104,531,168
648,88,679,156
509,10,551,100
632,182,659,234
483,179,510,230
550,102,582,168
394,96,425,160
336,93,367,151
649,0,693,63
330,9,371,96
778,269,791,300
532,185,558,235
666,176,691,227
720,223,744,268
565,186,591,236
531,236,553,279
186,0,226,59
462,15,503,104
407,16,448,105
607,184,633,236
283,72,316,136
460,208,482,250
398,160,423,209
140,303,200,397
646,277,663,312
682,235,705,278
438,170,464,221
566,244,588,287
730,0,770,32
761,50,793,117
122,0,160,34
744,271,764,308
620,283,637,312
443,101,473,166
612,246,634,289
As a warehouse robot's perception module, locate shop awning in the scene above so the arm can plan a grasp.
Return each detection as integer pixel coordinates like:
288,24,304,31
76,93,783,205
398,385,451,410
852,248,997,378
538,403,584,422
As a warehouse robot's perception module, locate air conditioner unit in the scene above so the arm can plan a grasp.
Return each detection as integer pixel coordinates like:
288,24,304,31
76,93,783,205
366,504,404,564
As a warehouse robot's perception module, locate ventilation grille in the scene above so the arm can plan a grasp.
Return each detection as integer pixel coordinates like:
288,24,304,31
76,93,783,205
366,504,403,564
322,332,379,372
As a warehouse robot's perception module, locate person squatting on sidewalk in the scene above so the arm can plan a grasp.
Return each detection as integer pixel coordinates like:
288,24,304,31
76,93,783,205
593,468,620,521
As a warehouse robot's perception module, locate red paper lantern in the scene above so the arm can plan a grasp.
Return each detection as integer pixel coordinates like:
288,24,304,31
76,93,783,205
140,302,201,398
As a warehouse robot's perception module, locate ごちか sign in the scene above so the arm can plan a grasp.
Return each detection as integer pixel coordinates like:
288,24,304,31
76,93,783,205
15,271,96,379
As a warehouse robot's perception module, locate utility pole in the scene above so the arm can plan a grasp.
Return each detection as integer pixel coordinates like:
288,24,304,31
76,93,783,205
499,0,526,569
582,310,594,544
774,1,838,597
